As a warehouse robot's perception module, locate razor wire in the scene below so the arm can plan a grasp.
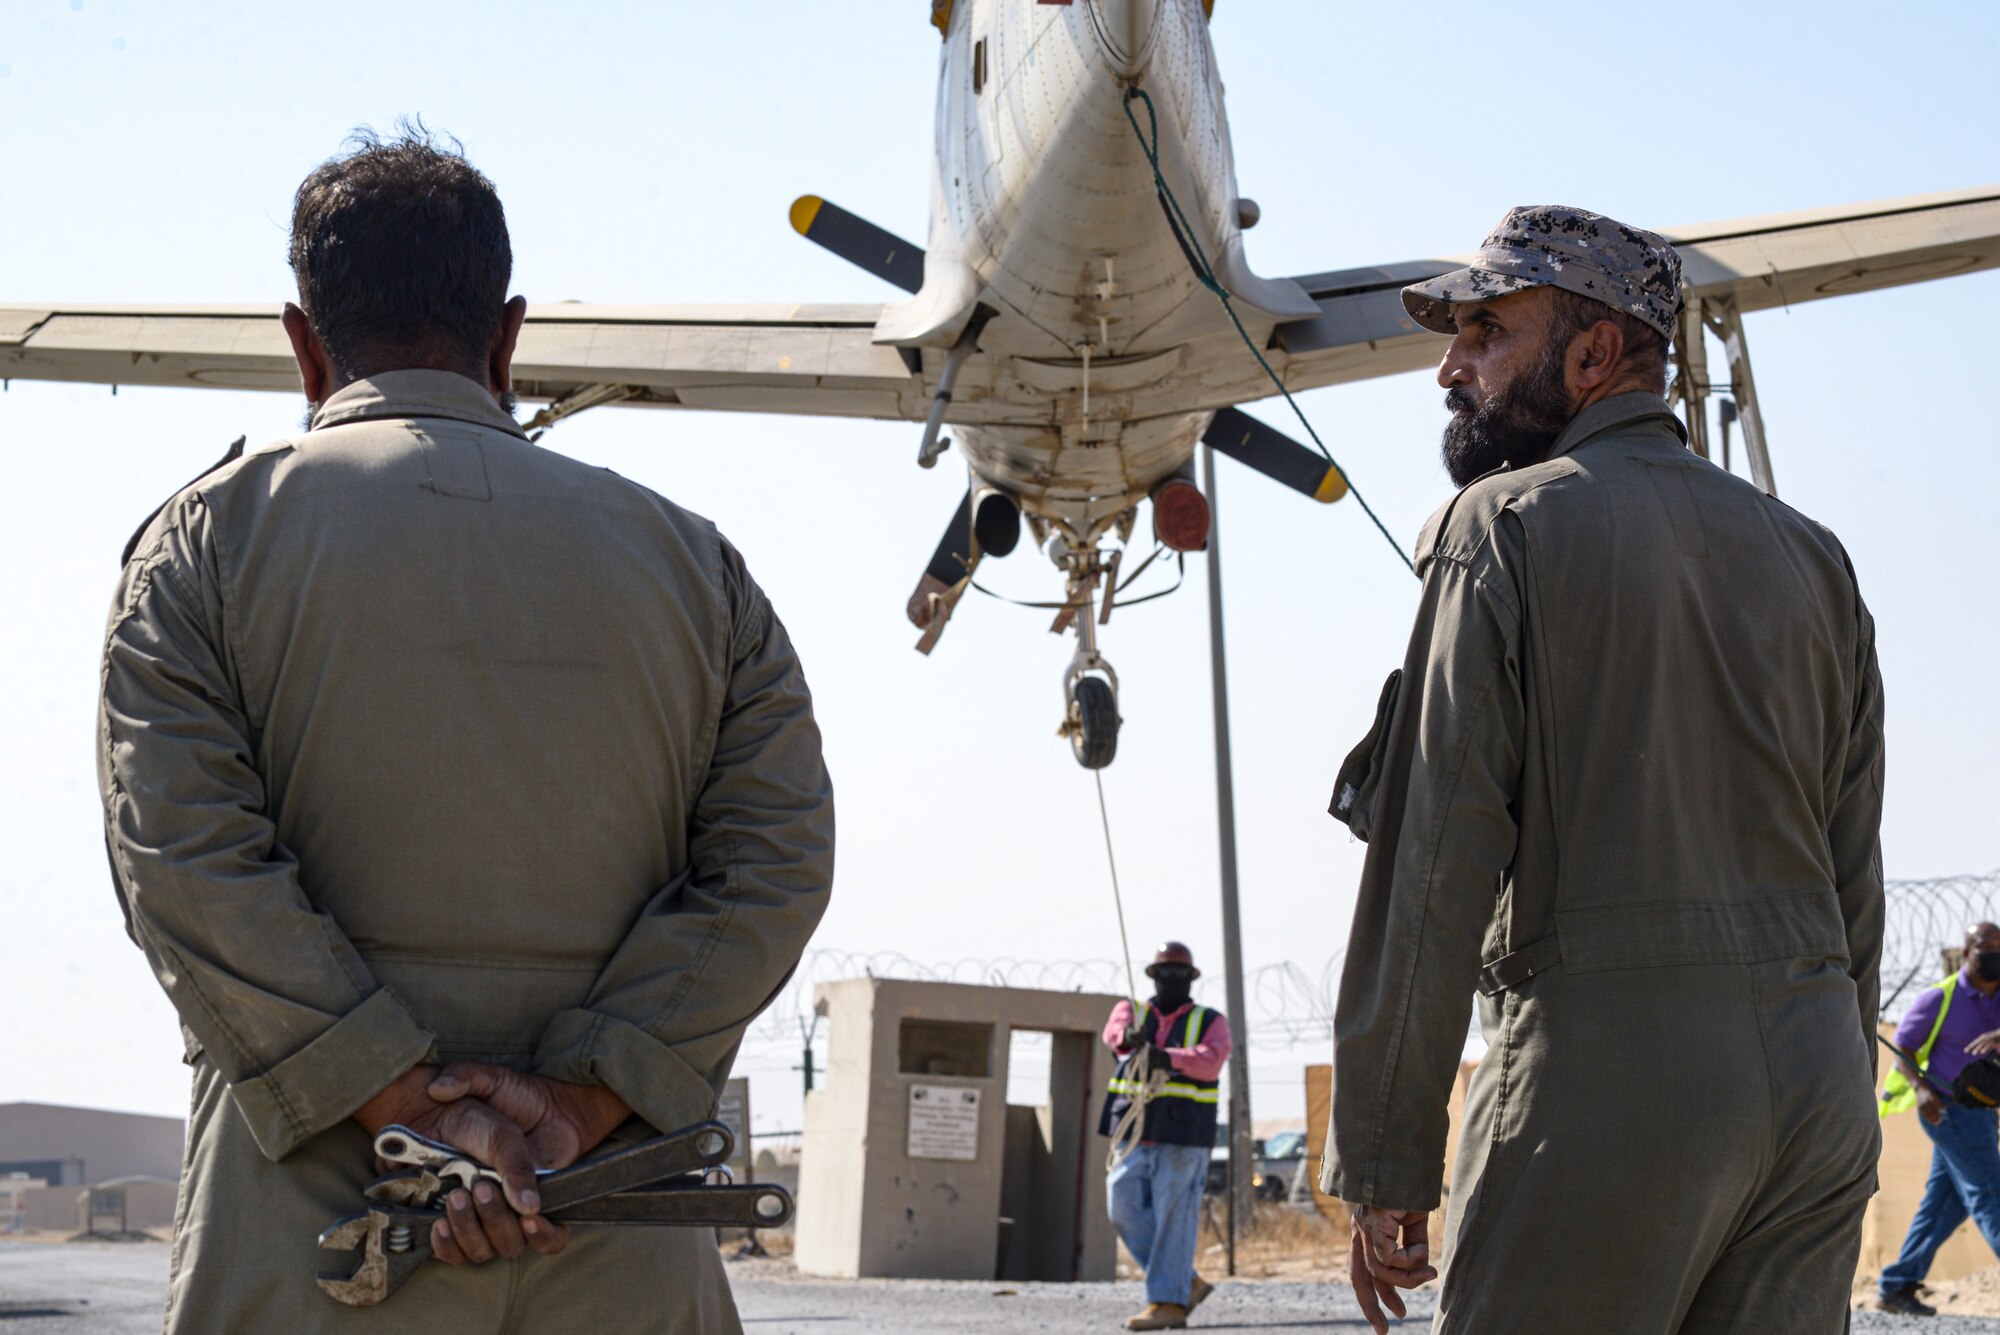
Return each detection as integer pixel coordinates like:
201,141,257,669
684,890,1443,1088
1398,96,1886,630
1878,870,2000,1017
746,947,1338,1055
743,871,2000,1063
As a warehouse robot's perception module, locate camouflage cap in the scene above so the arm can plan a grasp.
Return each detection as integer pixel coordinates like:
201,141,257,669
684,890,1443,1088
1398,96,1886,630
1402,205,1685,340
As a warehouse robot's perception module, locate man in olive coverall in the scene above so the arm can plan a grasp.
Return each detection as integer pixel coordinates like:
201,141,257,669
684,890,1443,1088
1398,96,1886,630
1320,208,1884,1335
98,129,833,1332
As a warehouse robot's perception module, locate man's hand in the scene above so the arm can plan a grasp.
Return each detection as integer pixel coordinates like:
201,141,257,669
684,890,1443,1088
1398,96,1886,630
1347,1203,1437,1334
1918,1084,1948,1126
353,1063,571,1266
1967,1029,2000,1057
419,1063,630,1268
427,1062,632,1173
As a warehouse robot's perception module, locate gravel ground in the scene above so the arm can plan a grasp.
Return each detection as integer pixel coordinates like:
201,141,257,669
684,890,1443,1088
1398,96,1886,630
2,1240,1993,1332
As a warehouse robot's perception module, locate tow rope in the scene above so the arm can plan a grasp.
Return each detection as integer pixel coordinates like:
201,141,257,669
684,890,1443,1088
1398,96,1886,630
1121,85,1417,579
1096,769,1163,1169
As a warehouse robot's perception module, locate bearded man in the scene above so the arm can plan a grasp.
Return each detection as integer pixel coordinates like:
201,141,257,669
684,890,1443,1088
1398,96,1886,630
1319,208,1885,1335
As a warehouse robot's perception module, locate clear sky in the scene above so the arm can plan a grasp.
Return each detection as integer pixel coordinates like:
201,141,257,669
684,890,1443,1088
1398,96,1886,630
2,1,1997,1141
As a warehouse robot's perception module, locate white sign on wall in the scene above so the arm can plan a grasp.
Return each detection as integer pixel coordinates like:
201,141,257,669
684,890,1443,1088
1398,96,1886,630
717,1076,752,1180
907,1083,982,1162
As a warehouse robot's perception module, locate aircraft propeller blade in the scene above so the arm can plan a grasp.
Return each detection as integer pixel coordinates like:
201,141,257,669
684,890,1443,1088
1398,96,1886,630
789,196,925,295
907,492,977,654
1201,406,1348,504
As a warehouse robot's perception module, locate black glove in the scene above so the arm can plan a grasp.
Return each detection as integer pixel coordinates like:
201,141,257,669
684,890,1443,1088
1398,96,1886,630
1144,1042,1175,1072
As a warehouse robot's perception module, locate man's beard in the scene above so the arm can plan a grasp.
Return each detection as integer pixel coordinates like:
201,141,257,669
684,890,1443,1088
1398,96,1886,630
1440,343,1575,487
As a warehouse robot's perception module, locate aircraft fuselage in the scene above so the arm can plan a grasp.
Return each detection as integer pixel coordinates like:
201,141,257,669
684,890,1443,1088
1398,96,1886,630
909,0,1302,546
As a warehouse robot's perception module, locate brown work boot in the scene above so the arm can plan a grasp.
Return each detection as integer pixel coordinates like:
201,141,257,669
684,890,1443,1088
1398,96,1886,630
1125,1302,1188,1331
1187,1274,1215,1311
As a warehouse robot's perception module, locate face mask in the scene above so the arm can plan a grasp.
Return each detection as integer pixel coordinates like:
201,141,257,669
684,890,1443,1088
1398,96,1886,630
1975,951,2000,983
1152,972,1193,1011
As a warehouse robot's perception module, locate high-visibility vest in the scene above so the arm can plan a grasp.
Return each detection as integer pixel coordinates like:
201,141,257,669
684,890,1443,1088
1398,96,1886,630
1097,1001,1223,1148
1881,974,1958,1117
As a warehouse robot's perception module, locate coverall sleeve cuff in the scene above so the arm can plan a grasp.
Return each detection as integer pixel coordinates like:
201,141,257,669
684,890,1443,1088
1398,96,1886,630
230,987,436,1162
533,1011,717,1136
1317,1160,1441,1214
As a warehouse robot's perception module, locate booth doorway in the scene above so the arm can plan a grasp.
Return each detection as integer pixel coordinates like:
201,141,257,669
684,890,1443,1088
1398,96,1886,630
997,1027,1098,1281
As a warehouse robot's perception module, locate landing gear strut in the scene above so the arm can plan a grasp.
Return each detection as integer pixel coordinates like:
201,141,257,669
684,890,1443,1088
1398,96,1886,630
1672,288,1776,496
1054,551,1122,769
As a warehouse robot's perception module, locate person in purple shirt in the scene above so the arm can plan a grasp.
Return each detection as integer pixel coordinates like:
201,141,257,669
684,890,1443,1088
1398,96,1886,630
1879,921,2000,1315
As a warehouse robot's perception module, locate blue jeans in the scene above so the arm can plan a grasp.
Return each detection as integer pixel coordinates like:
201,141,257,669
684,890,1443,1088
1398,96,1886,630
1108,1142,1209,1307
1881,1101,2000,1294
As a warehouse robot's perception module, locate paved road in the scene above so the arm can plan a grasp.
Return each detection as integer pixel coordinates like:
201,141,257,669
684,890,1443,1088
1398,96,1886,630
2,1241,1990,1332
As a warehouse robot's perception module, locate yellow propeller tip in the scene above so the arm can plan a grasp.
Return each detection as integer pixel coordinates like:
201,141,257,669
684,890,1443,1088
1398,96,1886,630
789,195,824,237
1314,468,1349,504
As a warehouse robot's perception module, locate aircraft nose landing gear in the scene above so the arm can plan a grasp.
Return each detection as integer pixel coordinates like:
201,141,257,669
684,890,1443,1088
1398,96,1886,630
1054,552,1122,769
1063,660,1121,769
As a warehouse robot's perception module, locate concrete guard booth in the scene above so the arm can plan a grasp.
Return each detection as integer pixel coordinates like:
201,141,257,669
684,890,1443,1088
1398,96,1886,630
795,978,1125,1281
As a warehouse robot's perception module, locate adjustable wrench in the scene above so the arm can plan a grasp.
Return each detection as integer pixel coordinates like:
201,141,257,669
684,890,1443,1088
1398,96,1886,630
316,1121,792,1307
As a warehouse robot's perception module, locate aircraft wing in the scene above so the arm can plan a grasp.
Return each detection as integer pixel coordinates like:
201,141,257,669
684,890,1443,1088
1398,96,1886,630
0,301,926,422
1268,184,2000,395
10,187,1997,423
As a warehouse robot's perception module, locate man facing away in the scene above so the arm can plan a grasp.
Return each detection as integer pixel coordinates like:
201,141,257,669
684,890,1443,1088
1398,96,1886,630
1099,943,1233,1331
1876,922,2000,1315
97,128,833,1332
1320,207,1885,1335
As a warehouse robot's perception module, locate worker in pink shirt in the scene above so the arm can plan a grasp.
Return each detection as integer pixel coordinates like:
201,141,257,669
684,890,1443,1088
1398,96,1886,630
1098,942,1234,1331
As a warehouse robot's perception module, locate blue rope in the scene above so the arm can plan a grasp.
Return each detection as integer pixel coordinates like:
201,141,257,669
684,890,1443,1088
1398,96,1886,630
1121,86,1416,578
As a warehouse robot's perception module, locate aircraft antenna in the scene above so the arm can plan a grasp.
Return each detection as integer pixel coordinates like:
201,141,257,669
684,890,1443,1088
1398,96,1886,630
1122,87,1417,579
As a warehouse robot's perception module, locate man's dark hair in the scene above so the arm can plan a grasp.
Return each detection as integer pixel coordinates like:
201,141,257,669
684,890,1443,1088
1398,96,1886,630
1548,288,1669,393
288,121,511,384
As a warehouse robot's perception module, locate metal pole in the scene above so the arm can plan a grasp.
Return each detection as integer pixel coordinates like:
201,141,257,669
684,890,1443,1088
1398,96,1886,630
1202,443,1254,1275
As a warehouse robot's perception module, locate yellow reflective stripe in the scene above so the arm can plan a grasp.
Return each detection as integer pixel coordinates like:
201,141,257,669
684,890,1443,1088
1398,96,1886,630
1916,974,1960,1072
1881,974,1959,1117
1106,1078,1221,1102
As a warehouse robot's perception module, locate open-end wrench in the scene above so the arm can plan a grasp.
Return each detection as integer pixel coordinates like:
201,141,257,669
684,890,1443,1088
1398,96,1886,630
317,1120,791,1307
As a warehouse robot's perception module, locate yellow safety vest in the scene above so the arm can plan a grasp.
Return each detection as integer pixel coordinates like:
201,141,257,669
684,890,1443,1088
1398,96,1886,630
1104,1004,1223,1105
1880,974,1957,1117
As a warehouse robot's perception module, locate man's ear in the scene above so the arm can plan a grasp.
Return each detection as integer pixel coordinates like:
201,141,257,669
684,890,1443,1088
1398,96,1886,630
1568,318,1626,394
487,296,529,399
281,303,335,406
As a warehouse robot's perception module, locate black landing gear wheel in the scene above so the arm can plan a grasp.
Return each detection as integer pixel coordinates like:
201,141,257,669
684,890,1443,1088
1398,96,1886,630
1071,676,1120,770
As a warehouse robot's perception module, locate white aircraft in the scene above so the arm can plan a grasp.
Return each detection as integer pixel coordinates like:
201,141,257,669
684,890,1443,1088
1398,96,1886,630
5,0,1998,767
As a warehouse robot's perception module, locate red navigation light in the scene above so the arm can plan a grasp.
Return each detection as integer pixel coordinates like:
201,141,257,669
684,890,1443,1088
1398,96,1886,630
1151,476,1210,552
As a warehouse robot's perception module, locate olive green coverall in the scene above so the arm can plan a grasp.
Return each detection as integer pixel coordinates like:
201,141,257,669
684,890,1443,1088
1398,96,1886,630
98,371,834,1333
1321,393,1885,1334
